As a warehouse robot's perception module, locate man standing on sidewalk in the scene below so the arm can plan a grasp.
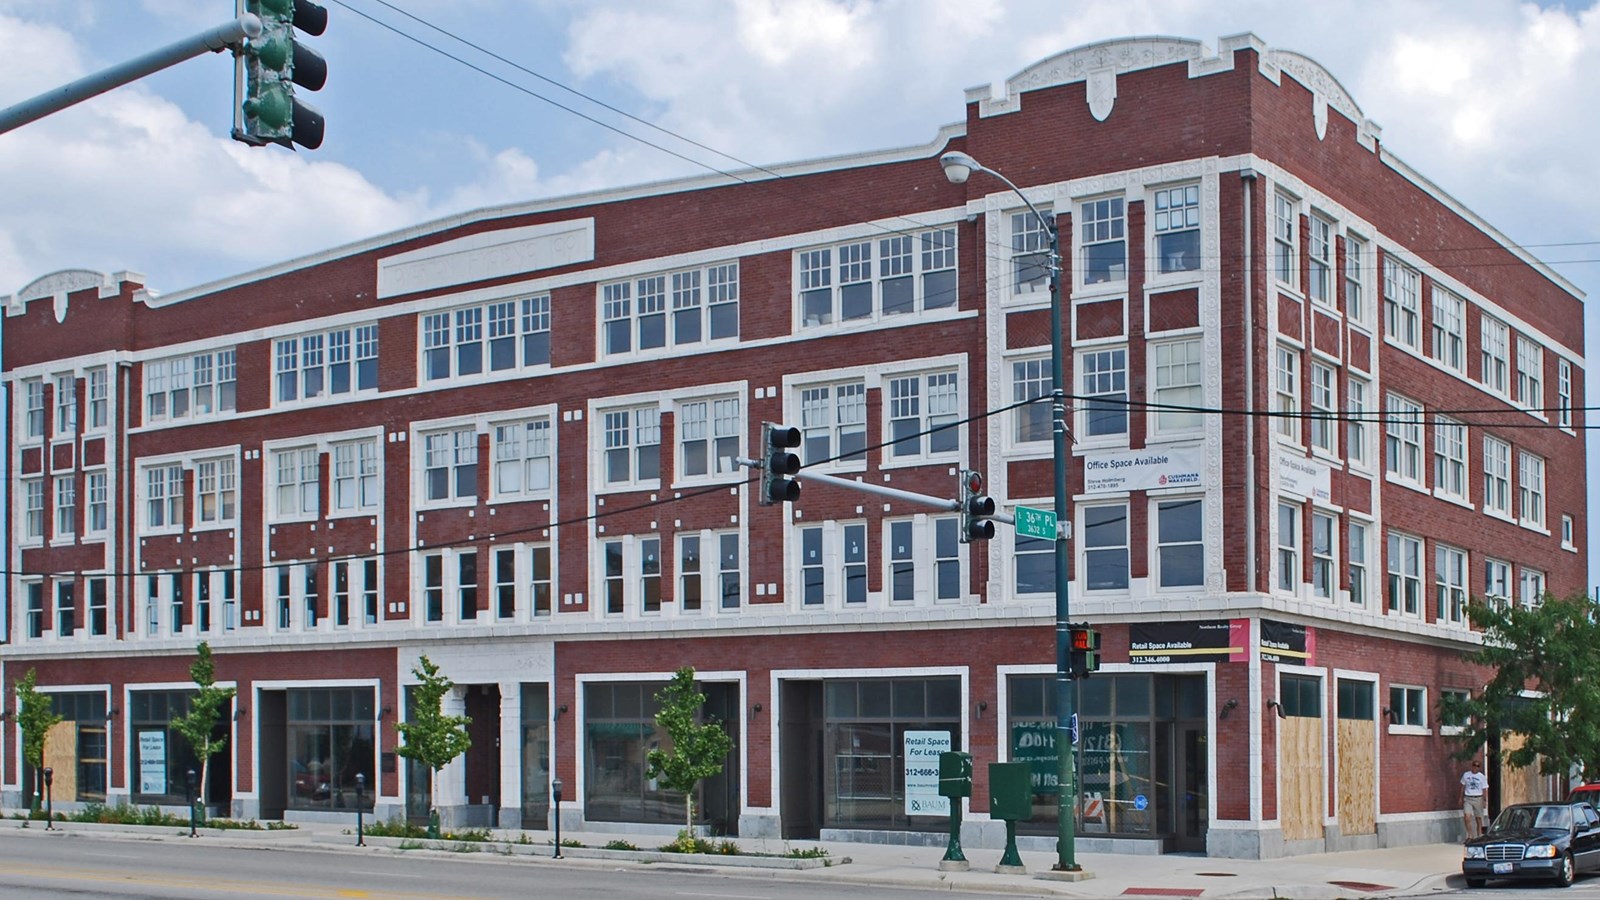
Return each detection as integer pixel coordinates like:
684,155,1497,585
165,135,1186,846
1461,759,1489,839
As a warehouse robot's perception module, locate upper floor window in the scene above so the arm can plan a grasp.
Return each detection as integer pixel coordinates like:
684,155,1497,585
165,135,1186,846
1345,235,1368,324
800,380,866,466
145,463,184,530
1386,531,1422,618
1431,288,1465,373
1481,315,1509,394
606,265,738,353
1519,567,1545,608
1347,378,1371,468
22,478,44,541
1083,502,1130,590
1079,197,1126,286
886,371,959,461
423,428,478,502
798,232,954,327
1436,544,1467,627
677,397,741,481
276,325,378,402
492,418,552,499
54,374,76,437
87,367,108,430
1276,501,1300,592
1011,212,1051,295
1348,520,1370,606
54,475,75,539
1558,359,1573,429
1515,337,1543,411
1384,393,1424,485
1484,558,1511,608
85,470,108,534
887,516,962,603
23,378,45,440
1274,346,1299,440
195,457,237,526
1307,215,1333,304
1155,497,1204,588
273,448,319,518
1383,259,1420,350
1151,338,1203,433
1311,510,1335,599
1080,347,1129,439
1272,192,1297,288
1518,450,1545,528
146,350,236,422
1309,362,1337,456
1012,357,1051,445
1152,185,1200,275
332,439,380,512
678,530,742,613
601,406,661,488
798,522,868,607
425,298,548,380
1483,435,1512,517
1433,417,1467,502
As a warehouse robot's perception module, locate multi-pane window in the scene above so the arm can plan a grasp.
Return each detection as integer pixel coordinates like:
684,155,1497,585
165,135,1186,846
1519,567,1545,608
425,297,550,378
678,398,741,479
800,381,866,465
1483,436,1512,516
1155,498,1203,588
1435,544,1467,626
56,581,75,637
85,471,107,534
195,457,237,525
423,428,478,501
1344,235,1367,323
54,475,75,538
457,552,479,621
1274,346,1299,440
1433,417,1467,501
1386,531,1422,617
797,233,955,326
1384,393,1424,484
273,448,319,518
87,367,108,429
1558,360,1573,429
1012,357,1051,444
25,582,44,638
422,553,444,622
715,533,741,610
1515,337,1543,410
1431,288,1465,372
1311,511,1335,599
887,517,962,603
638,538,662,614
601,406,661,487
796,523,867,607
1083,503,1130,590
1309,363,1336,454
799,527,824,607
1484,558,1511,609
145,464,183,530
332,440,380,512
1011,212,1051,295
275,325,378,401
1481,316,1509,394
1383,259,1420,350
1272,192,1297,287
23,478,44,540
1347,378,1370,467
1518,451,1545,527
1152,184,1201,274
24,378,45,440
1080,347,1128,438
1307,215,1333,304
1277,502,1300,592
146,350,236,421
1014,524,1054,596
89,577,109,637
842,523,867,605
1388,685,1425,727
1152,339,1203,432
886,372,959,460
493,419,552,498
607,264,738,350
1080,197,1127,285
677,532,741,612
55,374,77,437
1348,521,1369,606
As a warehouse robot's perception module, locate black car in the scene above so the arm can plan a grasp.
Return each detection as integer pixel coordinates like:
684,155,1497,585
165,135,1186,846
1463,802,1600,887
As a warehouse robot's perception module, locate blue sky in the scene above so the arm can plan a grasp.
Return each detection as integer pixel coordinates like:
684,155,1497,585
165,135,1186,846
2,0,1598,586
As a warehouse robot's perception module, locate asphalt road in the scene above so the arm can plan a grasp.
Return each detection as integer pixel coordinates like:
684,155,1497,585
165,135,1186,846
0,830,982,899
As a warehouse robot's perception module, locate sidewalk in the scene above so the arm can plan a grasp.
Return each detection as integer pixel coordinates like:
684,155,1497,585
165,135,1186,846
5,816,1466,898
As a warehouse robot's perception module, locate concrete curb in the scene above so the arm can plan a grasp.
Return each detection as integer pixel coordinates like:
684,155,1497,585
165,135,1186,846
1,818,304,840
323,833,842,869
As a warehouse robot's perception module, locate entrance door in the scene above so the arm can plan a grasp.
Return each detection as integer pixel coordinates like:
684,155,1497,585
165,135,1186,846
699,682,740,836
779,680,823,839
1173,724,1209,852
464,685,501,827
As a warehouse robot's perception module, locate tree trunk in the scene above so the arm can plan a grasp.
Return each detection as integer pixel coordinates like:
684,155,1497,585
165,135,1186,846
685,793,695,839
198,748,211,822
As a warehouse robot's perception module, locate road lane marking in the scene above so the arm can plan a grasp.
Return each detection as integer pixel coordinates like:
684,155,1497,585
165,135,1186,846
0,863,485,899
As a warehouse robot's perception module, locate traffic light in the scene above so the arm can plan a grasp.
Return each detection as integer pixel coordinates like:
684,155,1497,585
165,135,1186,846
1068,625,1102,679
238,0,328,150
958,469,995,543
758,422,802,506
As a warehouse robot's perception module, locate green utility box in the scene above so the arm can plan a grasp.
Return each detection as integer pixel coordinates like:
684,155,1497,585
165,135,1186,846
939,750,973,798
988,761,1033,822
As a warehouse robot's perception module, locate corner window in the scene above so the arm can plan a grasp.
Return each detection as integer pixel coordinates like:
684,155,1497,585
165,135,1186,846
1079,197,1126,286
1153,185,1201,275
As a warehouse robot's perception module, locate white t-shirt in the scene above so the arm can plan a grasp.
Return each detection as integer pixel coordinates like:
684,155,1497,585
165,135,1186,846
1462,770,1488,796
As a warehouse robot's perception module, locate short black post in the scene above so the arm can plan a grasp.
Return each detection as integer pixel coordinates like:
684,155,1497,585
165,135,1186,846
551,777,563,859
185,768,198,838
355,773,366,846
42,767,55,830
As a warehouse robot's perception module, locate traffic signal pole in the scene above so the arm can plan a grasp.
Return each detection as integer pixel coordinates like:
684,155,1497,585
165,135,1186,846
771,468,1017,526
0,15,261,136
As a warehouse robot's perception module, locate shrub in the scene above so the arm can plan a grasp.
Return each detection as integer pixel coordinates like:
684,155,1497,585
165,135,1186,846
785,846,830,859
363,818,427,839
443,827,492,843
603,838,640,851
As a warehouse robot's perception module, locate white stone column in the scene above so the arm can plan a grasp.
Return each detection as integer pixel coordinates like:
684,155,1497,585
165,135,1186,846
499,682,522,830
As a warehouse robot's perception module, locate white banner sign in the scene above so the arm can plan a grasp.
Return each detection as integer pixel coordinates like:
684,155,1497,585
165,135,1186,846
903,730,951,817
138,730,166,795
1083,447,1205,495
1278,450,1331,502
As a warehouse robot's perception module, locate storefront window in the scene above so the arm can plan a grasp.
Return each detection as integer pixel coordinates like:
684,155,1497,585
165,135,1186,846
521,684,551,826
130,690,205,804
584,682,677,824
40,692,108,802
287,687,374,811
822,677,960,831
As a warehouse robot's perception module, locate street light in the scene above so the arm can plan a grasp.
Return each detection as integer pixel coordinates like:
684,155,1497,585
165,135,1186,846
941,150,1081,873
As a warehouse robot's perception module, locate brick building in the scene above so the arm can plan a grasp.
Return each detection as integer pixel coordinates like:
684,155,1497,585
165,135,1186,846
0,34,1585,858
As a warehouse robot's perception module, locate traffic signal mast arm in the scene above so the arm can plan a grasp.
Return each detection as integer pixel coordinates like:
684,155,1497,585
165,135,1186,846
797,469,1013,524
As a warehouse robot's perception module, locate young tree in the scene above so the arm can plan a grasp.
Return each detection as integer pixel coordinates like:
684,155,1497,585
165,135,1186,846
646,666,733,844
171,642,236,820
394,655,471,837
14,667,64,816
1442,590,1600,782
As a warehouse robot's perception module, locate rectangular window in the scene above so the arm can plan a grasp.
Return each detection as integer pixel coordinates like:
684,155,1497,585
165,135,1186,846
223,570,238,632
54,475,76,538
423,428,478,502
797,231,956,324
529,545,551,617
493,418,553,498
332,561,351,627
1383,259,1421,349
679,535,703,612
1388,685,1425,727
275,567,292,630
1273,192,1297,288
1084,503,1130,591
886,371,959,460
1441,689,1471,731
799,381,866,466
493,548,516,620
424,299,547,377
677,398,741,479
55,373,77,437
1080,347,1129,438
1307,215,1333,304
1347,378,1370,467
1345,235,1367,323
89,577,109,636
800,526,824,607
1012,357,1051,444
1520,567,1545,608
23,478,44,540
1153,184,1201,274
332,439,380,512
603,541,624,614
1431,288,1465,372
24,378,45,439
170,572,185,634
87,368,108,429
86,471,107,534
1433,417,1467,501
1010,211,1052,295
1435,544,1467,626
1348,520,1369,606
1558,359,1573,429
1014,525,1054,596
1483,559,1510,608
1309,363,1336,454
1518,451,1545,527
1515,337,1543,410
886,517,963,602
457,552,478,621
1277,502,1300,592
273,448,319,518
1311,511,1335,599
1081,197,1126,285
1387,532,1422,617
423,553,444,623
1563,514,1575,550
1274,346,1299,440
640,538,662,614
1483,436,1512,516
56,581,76,637
842,522,867,605
196,569,213,633
145,464,184,530
1156,498,1203,588
1481,316,1509,394
1384,393,1424,484
1152,339,1203,432
26,582,44,639
195,457,237,525
148,350,236,420
718,533,741,610
601,406,661,487
303,566,319,629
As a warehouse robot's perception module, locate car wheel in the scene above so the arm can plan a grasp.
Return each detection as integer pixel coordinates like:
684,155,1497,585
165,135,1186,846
1555,853,1576,887
1464,877,1486,889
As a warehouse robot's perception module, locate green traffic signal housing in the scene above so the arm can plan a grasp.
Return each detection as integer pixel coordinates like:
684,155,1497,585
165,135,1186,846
758,423,802,506
1068,624,1103,679
238,0,327,150
958,469,996,543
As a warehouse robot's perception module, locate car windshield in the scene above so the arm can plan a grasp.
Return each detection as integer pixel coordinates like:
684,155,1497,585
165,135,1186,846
1495,806,1572,832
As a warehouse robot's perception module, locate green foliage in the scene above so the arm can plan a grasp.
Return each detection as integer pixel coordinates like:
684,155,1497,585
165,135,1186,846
1444,591,1600,781
645,667,734,834
171,642,237,816
785,846,830,859
362,818,428,838
558,838,584,848
446,827,492,843
604,838,641,851
67,802,183,826
394,655,472,777
14,668,64,813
